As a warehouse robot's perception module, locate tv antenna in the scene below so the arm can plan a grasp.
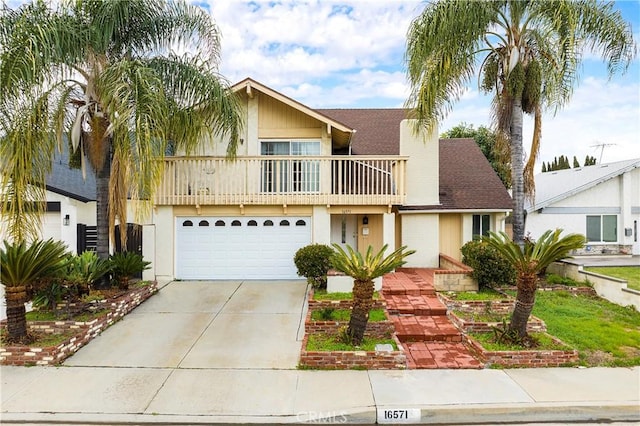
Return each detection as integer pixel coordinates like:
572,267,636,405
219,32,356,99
590,142,617,163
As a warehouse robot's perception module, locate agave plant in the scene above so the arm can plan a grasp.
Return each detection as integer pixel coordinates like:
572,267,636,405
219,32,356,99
0,239,69,342
331,244,415,346
109,252,151,290
483,229,585,340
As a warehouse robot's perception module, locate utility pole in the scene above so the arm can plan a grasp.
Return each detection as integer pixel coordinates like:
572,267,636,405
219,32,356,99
590,142,617,163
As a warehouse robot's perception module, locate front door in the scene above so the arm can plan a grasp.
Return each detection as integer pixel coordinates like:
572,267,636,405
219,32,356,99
331,214,358,252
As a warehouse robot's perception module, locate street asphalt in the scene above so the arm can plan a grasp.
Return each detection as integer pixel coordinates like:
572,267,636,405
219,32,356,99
1,280,639,425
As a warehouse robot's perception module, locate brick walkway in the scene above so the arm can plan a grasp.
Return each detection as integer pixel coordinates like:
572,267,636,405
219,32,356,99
383,268,483,369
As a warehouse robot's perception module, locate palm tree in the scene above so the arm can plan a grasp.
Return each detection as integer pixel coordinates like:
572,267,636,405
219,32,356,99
0,0,242,259
331,244,414,346
1,239,69,342
405,0,635,245
483,229,585,340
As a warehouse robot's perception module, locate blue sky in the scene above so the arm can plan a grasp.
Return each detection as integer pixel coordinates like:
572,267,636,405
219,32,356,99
6,0,638,166
205,0,639,166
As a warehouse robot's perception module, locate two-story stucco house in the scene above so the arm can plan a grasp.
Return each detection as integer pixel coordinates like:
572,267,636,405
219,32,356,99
1,78,512,281
525,159,640,255
150,78,512,281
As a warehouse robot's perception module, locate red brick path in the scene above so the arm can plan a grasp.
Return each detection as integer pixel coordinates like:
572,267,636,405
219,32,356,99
383,268,483,369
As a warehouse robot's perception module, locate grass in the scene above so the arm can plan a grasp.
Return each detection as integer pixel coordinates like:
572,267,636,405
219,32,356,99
311,308,386,322
585,266,640,291
1,328,78,347
306,333,397,351
453,310,509,323
25,308,109,322
444,288,508,301
544,273,591,287
532,290,640,367
470,331,570,351
312,290,381,301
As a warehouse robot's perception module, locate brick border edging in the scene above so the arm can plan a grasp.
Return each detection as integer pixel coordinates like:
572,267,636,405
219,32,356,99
464,333,579,368
449,311,547,333
0,283,158,366
300,290,406,370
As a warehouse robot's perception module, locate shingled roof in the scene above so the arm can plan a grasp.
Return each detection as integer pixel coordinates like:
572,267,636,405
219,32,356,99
317,108,408,155
46,149,96,202
400,138,512,211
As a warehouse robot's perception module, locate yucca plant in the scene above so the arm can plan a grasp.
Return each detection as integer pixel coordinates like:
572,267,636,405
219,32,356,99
331,244,415,345
109,252,151,290
483,229,585,341
0,239,69,342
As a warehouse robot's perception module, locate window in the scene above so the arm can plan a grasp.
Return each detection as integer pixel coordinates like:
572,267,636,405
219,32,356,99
215,220,225,226
199,220,209,227
182,220,193,227
261,140,320,192
231,220,241,227
587,215,617,242
264,220,274,226
472,214,490,238
280,220,290,226
247,220,258,226
296,220,306,226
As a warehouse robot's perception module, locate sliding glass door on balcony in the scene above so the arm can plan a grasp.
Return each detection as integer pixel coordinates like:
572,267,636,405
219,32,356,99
261,141,320,193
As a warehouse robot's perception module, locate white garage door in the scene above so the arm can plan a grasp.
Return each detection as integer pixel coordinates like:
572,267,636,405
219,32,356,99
175,216,311,280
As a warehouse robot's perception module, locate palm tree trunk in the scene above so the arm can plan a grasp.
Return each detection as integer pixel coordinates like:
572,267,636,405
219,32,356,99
510,98,525,246
94,146,111,289
509,272,537,339
347,279,375,346
4,285,28,342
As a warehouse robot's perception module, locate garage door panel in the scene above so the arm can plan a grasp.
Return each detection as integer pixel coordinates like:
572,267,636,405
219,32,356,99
176,216,310,280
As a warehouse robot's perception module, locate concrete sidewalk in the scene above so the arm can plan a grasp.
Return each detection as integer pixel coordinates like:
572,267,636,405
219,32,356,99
1,365,638,424
1,280,639,424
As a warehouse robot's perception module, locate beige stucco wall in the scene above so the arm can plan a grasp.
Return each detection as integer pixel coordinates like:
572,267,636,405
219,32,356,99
400,213,439,267
400,120,439,206
153,205,175,281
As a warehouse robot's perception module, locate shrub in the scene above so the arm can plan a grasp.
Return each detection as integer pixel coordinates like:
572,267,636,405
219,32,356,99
461,239,516,289
293,244,334,289
109,252,151,289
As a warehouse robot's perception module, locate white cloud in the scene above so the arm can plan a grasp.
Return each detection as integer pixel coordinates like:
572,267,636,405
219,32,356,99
198,0,639,165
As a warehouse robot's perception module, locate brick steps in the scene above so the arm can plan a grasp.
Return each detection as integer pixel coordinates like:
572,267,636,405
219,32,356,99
392,316,461,343
404,342,483,369
383,269,483,369
385,294,447,316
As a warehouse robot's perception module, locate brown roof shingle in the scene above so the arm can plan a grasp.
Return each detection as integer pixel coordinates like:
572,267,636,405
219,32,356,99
318,110,512,211
317,108,407,155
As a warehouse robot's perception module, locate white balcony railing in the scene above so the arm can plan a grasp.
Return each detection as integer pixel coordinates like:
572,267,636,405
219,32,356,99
155,156,407,206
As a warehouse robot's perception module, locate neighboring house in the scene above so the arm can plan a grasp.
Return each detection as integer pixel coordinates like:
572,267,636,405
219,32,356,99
0,150,97,254
525,159,640,255
1,78,512,281
151,78,512,280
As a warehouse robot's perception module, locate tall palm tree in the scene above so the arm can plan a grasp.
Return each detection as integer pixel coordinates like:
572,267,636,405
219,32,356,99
0,0,242,258
1,239,69,342
405,0,635,245
331,244,414,346
483,229,585,339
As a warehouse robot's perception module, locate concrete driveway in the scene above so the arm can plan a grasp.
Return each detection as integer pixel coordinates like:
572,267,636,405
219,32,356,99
65,280,309,369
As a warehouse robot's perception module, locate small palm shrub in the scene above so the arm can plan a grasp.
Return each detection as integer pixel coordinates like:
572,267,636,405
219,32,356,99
67,251,112,290
109,252,150,289
1,239,69,342
461,239,516,289
293,244,334,289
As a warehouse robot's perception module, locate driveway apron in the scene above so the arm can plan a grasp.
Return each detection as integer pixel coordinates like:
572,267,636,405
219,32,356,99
64,280,309,369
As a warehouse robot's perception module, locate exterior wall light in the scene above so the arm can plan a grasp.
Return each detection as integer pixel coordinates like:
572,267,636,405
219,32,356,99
63,214,70,226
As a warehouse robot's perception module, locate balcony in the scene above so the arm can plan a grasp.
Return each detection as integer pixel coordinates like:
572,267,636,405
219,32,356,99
155,156,408,206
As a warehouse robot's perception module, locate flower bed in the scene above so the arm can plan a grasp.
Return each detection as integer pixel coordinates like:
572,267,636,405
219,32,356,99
0,283,157,366
465,333,579,368
299,332,407,370
301,292,406,370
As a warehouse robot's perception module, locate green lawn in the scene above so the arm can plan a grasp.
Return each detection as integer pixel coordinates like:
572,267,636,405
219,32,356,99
585,266,640,291
532,290,640,367
444,288,507,301
306,333,397,351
